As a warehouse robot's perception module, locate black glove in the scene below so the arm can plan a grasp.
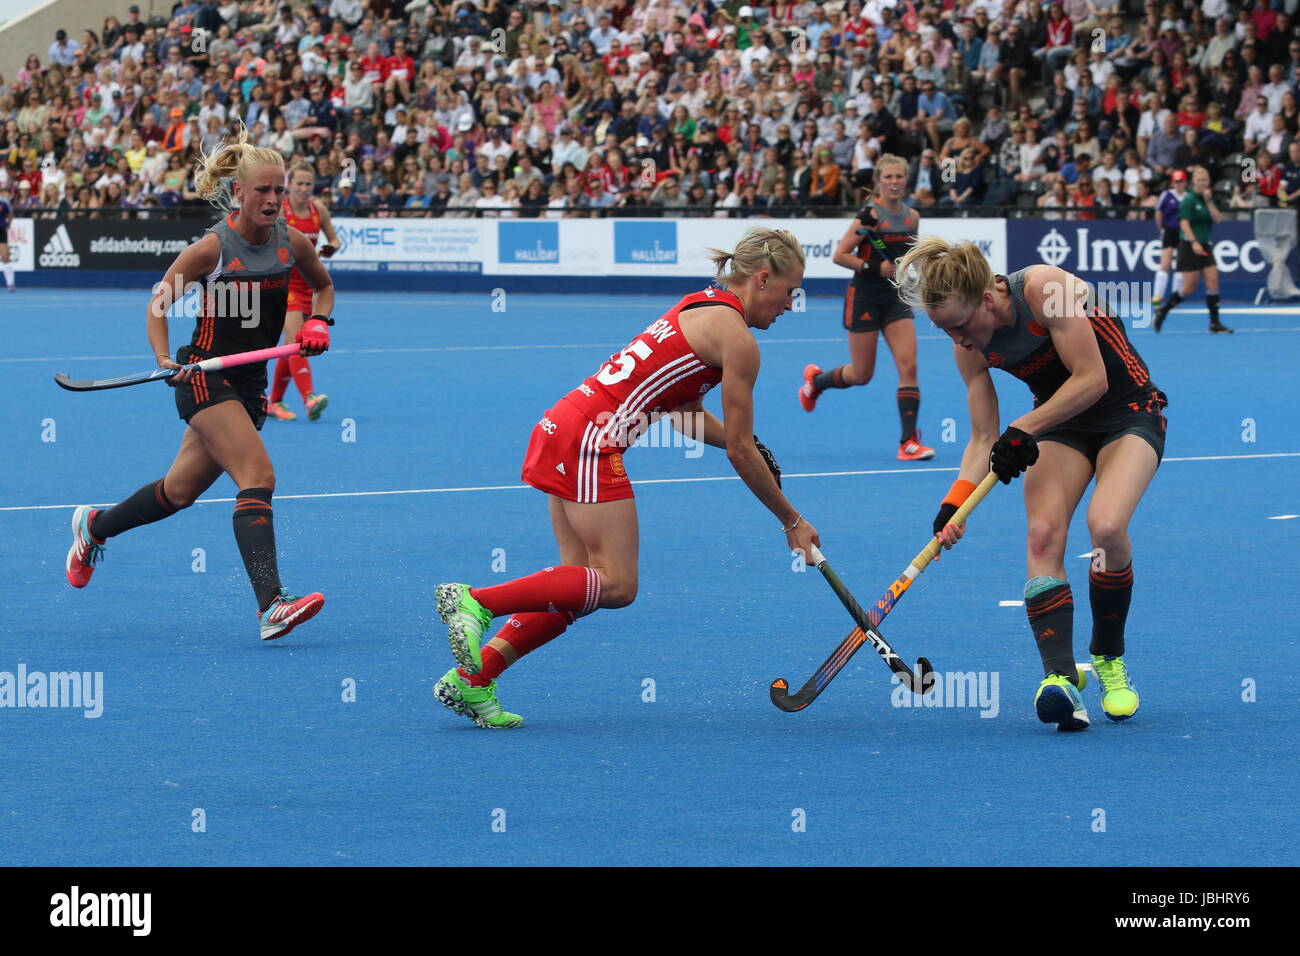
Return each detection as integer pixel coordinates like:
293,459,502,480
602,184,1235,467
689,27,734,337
933,502,959,536
990,426,1039,484
754,435,781,488
319,243,337,259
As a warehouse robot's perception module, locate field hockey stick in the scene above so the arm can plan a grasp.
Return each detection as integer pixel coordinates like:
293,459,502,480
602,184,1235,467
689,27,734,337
769,546,932,713
53,343,304,392
855,226,896,263
769,471,999,712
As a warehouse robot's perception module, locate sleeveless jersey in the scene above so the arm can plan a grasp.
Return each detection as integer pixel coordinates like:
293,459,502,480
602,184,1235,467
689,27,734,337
852,199,917,297
282,198,321,298
982,267,1163,425
560,288,735,448
191,213,295,377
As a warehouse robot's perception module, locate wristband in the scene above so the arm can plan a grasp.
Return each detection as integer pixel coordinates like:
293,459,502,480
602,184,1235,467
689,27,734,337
309,313,335,326
781,514,802,534
941,479,977,509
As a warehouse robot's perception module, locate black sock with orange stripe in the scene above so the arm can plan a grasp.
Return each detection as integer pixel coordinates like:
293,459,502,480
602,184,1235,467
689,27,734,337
1088,562,1133,657
812,366,850,390
89,478,178,539
897,386,920,442
1026,580,1076,678
233,488,281,611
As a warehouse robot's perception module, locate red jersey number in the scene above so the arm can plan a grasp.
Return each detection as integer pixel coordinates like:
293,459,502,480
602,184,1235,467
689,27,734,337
597,339,653,386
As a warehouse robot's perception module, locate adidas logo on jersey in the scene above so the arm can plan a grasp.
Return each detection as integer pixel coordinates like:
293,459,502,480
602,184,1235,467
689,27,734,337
226,256,245,271
39,224,80,268
555,462,566,474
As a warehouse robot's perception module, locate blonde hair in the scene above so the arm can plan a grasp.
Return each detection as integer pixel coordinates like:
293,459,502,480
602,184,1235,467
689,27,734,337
287,160,315,182
706,227,806,286
893,236,993,314
876,153,907,175
194,121,286,211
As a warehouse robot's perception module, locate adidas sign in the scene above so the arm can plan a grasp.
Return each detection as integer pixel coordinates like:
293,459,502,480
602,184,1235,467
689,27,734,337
39,224,80,268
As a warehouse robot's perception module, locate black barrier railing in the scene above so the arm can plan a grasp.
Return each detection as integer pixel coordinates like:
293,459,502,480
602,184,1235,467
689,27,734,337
22,204,1258,221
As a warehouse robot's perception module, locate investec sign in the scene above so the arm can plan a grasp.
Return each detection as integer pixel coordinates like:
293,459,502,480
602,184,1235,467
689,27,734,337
1029,224,1267,276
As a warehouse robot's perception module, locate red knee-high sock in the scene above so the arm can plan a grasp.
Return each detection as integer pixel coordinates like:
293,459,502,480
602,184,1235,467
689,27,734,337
269,357,292,404
289,355,314,402
461,611,576,686
470,566,602,617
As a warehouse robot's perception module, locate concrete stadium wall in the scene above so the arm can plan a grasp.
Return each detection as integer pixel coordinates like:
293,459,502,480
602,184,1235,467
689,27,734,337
0,0,163,83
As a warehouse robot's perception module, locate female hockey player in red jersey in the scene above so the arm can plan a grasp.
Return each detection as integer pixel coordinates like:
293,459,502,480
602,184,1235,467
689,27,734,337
433,228,816,727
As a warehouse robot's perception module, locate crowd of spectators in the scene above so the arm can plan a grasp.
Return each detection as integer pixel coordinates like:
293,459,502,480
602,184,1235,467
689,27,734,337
1,0,1298,221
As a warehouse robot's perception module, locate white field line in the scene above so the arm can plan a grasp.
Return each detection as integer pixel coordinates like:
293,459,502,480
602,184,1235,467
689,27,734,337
2,452,1296,513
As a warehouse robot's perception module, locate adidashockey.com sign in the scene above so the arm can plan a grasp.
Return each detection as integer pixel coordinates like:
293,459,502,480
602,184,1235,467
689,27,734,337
34,219,208,270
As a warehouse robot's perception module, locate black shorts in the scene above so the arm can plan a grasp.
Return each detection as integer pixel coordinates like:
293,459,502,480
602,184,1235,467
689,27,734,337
1037,392,1169,466
844,284,911,333
1176,239,1215,272
1160,227,1180,249
172,345,269,431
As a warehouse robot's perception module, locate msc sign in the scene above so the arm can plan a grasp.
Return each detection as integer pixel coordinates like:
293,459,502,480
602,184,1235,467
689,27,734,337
336,225,397,257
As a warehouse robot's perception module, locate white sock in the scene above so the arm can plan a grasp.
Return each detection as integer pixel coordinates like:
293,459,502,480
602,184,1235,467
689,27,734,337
1173,272,1184,292
2,262,12,288
1153,269,1168,299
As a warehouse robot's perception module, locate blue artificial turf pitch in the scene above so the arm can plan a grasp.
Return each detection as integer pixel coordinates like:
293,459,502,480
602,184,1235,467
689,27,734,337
1,287,1297,866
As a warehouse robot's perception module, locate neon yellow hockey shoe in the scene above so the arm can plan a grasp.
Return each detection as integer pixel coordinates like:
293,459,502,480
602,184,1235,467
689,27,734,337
1091,655,1139,721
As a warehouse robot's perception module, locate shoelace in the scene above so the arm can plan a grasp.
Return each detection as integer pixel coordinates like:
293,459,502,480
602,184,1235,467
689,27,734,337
85,540,105,567
1097,658,1129,692
265,589,293,620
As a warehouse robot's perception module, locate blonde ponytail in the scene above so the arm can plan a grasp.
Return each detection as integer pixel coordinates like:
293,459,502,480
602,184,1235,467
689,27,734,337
892,236,993,314
194,121,286,212
707,227,806,286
